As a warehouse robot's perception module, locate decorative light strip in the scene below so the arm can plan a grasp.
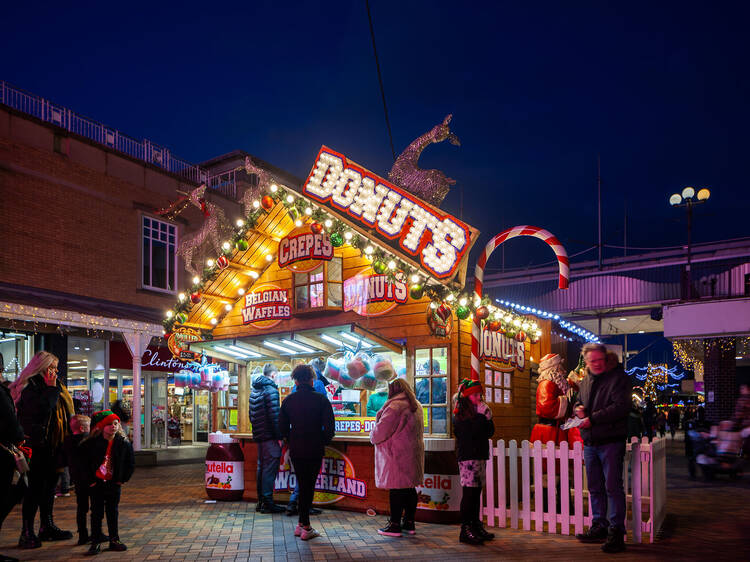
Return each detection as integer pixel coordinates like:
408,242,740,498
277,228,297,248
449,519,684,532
495,299,600,343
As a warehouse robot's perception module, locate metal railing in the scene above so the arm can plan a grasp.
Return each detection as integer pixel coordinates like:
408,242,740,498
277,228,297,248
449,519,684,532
1,80,206,184
207,169,238,200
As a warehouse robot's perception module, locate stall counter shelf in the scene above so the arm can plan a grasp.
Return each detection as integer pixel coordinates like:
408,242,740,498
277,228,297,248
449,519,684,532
231,433,459,522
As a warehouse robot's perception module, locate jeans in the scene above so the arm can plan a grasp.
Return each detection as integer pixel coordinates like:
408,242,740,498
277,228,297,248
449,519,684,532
583,441,626,533
291,456,321,527
90,481,121,541
389,488,417,524
289,479,300,505
74,483,91,536
256,440,281,505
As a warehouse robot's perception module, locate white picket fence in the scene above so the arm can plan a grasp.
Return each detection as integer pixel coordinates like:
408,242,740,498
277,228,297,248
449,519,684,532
481,437,666,543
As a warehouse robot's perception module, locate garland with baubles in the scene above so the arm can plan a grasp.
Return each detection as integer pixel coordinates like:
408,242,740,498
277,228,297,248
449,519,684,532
160,181,543,344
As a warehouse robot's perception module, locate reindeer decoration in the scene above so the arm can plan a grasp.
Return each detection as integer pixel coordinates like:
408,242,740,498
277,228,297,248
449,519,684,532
242,156,274,214
156,184,230,276
388,114,460,207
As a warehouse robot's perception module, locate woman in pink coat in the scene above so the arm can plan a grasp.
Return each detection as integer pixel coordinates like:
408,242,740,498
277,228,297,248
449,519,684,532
370,378,424,537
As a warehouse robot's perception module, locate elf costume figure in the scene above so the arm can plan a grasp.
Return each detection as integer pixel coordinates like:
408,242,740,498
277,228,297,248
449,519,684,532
530,354,583,446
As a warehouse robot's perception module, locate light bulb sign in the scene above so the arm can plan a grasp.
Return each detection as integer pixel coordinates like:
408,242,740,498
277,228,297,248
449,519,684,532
480,327,527,372
241,284,291,328
303,146,472,279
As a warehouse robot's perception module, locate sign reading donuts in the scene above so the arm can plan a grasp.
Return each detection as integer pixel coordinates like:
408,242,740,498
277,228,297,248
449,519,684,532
278,226,333,273
480,327,527,372
303,146,472,279
343,269,408,317
240,284,290,328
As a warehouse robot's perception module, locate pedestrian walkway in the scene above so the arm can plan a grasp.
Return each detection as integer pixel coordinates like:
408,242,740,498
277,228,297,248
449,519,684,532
1,447,747,561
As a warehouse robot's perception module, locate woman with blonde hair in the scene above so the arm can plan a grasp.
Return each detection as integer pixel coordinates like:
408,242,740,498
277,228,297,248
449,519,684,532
12,351,75,548
370,377,424,537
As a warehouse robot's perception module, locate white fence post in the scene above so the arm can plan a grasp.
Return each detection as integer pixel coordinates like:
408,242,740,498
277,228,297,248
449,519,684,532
559,440,570,535
533,440,544,531
497,439,506,527
545,441,557,534
521,440,531,531
631,438,642,543
509,440,519,529
485,438,496,527
572,441,585,536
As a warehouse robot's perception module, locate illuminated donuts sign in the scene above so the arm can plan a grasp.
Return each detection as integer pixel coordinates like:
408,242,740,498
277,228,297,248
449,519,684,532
303,146,472,279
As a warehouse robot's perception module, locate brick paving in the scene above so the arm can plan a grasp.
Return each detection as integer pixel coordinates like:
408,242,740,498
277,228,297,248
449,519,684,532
1,439,747,561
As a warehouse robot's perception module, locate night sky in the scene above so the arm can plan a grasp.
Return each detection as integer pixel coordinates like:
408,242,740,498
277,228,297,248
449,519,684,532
4,1,748,270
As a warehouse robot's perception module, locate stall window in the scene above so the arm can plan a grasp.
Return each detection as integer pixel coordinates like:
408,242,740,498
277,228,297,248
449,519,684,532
293,257,343,311
142,216,177,292
484,367,512,405
415,347,449,435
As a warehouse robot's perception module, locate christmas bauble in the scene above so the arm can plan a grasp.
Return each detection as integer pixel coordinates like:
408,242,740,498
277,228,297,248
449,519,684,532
488,320,502,332
190,292,201,304
372,261,387,275
176,312,188,324
288,207,300,221
436,303,452,321
505,328,517,339
310,222,323,234
330,232,343,247
235,239,249,251
261,195,274,211
456,305,470,320
516,331,527,342
409,284,424,300
216,255,229,270
475,306,489,320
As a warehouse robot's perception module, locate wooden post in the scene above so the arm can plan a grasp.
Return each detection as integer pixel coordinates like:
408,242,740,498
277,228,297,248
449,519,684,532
237,364,249,433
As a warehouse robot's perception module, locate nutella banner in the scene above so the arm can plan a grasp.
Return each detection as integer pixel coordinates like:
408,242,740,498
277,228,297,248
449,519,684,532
205,460,243,491
241,284,290,329
303,146,472,279
416,473,461,512
278,227,333,272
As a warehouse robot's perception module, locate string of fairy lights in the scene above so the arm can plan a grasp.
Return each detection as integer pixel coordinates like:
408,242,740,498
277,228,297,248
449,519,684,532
161,180,553,340
672,336,750,380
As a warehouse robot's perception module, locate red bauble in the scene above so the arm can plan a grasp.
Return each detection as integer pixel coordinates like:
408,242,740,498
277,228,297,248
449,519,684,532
488,320,502,332
475,306,489,320
516,330,527,342
216,255,229,270
310,222,323,234
190,292,202,304
436,303,452,322
261,195,274,211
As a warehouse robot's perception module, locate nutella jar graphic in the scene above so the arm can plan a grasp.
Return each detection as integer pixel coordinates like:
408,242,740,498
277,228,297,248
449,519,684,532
205,432,245,501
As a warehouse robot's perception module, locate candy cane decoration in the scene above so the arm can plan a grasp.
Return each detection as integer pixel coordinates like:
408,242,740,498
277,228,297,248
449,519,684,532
470,226,569,381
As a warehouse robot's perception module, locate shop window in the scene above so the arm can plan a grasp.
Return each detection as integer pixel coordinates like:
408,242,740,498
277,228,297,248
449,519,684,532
415,347,449,435
484,367,512,405
293,257,343,311
142,216,177,292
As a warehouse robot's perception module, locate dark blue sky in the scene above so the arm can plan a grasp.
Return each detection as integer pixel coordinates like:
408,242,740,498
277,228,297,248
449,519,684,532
5,1,748,269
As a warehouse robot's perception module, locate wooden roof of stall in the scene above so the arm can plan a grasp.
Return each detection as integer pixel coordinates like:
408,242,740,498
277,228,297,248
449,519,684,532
182,180,479,336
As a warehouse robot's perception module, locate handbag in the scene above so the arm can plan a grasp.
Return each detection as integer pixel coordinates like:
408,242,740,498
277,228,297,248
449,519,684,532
0,442,29,475
1,442,30,505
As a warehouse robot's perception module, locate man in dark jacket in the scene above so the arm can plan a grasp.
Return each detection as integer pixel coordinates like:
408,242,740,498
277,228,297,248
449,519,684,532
279,365,335,540
1,371,26,561
248,363,284,513
574,344,631,554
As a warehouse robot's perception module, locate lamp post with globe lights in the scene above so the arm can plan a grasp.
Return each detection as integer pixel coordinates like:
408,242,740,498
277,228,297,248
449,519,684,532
669,186,711,299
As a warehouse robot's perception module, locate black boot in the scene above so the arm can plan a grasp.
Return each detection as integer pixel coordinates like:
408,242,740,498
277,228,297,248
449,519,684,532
0,554,20,562
38,516,73,541
459,523,483,545
576,522,608,543
77,529,90,546
85,541,101,556
17,519,41,549
601,528,626,553
472,521,495,540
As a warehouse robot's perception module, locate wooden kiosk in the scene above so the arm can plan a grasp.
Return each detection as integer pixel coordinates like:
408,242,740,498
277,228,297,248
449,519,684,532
167,146,552,519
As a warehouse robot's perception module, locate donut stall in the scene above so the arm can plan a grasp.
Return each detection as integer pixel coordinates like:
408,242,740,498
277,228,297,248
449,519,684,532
161,143,554,520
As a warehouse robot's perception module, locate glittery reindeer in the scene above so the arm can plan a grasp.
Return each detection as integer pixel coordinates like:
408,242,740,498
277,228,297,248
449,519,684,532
242,156,273,214
388,114,461,207
156,184,229,276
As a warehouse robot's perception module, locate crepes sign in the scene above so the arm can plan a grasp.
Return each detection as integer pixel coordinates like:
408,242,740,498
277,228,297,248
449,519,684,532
278,227,333,273
303,146,472,279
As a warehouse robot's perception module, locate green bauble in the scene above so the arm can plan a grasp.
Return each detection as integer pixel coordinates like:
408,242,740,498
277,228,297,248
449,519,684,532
176,312,188,324
409,284,424,300
330,232,343,247
505,329,517,339
456,305,470,320
372,261,387,275
236,239,249,251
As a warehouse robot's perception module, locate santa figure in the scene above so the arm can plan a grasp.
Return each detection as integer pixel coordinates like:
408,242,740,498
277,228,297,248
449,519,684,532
530,353,583,445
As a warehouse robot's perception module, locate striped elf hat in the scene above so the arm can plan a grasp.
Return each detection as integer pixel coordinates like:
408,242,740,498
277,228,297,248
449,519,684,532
91,410,120,431
454,379,483,414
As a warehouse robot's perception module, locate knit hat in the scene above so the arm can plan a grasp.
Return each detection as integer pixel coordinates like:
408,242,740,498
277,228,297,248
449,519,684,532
91,410,120,431
454,379,482,414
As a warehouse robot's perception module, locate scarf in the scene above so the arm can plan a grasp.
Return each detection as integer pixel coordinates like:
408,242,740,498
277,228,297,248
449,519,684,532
95,439,115,481
48,382,75,450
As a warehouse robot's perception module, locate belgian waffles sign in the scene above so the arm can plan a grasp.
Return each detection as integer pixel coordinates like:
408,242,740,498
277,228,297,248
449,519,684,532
241,284,290,329
303,146,472,279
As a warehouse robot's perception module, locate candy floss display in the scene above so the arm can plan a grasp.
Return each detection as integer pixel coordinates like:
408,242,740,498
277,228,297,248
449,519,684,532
205,432,245,500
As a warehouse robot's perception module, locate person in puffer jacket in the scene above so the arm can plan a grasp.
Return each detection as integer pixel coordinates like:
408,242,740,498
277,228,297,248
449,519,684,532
248,363,284,513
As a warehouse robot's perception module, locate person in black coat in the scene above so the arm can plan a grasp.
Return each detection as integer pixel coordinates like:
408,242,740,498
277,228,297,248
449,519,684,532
61,415,91,545
279,365,335,540
573,346,631,553
9,351,75,548
248,363,284,513
81,410,134,556
1,368,26,562
452,379,495,545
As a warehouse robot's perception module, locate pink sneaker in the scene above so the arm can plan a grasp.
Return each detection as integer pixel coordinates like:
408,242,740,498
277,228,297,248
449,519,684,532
294,523,303,537
301,527,320,540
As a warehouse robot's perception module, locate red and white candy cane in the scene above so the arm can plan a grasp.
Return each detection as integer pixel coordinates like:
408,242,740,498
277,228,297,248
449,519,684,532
470,226,569,381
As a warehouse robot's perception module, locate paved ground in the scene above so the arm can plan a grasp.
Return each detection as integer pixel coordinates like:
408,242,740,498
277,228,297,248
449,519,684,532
1,437,747,561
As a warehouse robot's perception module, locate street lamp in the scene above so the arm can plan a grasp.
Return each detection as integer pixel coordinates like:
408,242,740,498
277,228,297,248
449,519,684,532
669,187,711,299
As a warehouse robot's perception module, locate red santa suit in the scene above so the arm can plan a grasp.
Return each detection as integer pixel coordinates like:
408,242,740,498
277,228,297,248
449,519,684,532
530,354,583,446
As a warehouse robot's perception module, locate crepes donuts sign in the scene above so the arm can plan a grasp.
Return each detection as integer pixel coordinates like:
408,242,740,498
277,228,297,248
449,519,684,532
303,146,471,279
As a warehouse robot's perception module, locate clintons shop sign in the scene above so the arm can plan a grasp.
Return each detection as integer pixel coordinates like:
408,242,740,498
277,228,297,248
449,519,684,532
303,146,471,279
